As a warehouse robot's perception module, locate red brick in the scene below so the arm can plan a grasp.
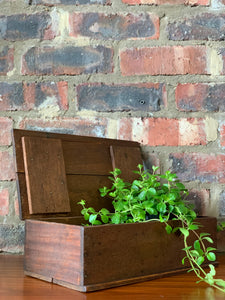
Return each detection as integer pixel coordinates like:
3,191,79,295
0,189,9,216
77,83,166,112
220,124,225,147
219,48,225,75
170,153,225,183
0,117,13,146
176,83,225,112
0,46,14,75
69,13,159,40
19,117,108,138
122,0,209,5
186,189,209,215
167,14,225,41
0,82,68,111
30,0,110,5
22,46,113,75
0,151,15,181
0,13,58,41
120,46,207,76
118,118,207,146
14,198,20,216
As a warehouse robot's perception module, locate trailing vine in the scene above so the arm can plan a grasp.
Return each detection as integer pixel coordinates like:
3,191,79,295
78,165,225,293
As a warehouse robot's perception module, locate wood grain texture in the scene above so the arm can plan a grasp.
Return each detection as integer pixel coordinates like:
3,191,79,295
13,129,140,173
62,141,112,175
24,220,83,286
22,136,70,214
24,217,217,292
110,145,143,182
13,129,142,220
1,254,225,300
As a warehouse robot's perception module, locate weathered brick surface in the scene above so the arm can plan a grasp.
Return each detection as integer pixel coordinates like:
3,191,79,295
0,46,13,75
69,13,159,40
120,46,207,76
219,48,225,75
220,123,225,147
22,46,113,75
219,191,225,216
0,13,58,41
19,117,108,138
0,224,24,253
186,189,209,215
118,118,207,146
167,14,225,41
28,0,110,5
0,151,15,181
122,0,209,5
0,189,9,216
0,117,13,145
176,83,225,112
169,153,225,183
77,83,166,112
0,82,68,111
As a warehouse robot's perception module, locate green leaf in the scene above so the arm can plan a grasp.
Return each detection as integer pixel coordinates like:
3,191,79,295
207,252,216,261
194,240,201,251
182,256,187,265
84,213,90,221
147,188,157,196
111,213,121,224
89,214,98,224
189,224,199,230
138,190,147,201
100,208,110,215
78,200,86,206
101,214,109,224
88,207,96,214
203,237,214,244
165,224,172,234
199,233,210,238
190,250,200,258
93,220,102,225
179,228,190,237
206,247,217,252
209,264,216,276
196,257,204,265
157,202,167,213
215,279,225,288
176,182,186,190
182,246,192,251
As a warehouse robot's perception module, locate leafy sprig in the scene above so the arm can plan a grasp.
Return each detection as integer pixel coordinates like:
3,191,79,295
78,165,225,293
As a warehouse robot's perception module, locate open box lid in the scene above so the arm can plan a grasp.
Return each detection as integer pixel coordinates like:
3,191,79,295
12,129,143,220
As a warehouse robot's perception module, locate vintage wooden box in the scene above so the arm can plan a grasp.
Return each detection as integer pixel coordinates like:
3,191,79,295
13,129,217,292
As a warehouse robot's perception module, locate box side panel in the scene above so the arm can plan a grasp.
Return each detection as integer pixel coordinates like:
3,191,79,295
83,217,217,286
24,220,83,286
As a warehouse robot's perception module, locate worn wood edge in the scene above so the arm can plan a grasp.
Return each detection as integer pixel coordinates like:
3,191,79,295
13,129,140,147
48,262,218,293
24,270,53,283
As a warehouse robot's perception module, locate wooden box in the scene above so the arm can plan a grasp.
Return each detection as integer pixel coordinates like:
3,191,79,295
13,129,217,292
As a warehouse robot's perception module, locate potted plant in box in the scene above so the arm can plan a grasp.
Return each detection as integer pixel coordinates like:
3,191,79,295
78,164,225,293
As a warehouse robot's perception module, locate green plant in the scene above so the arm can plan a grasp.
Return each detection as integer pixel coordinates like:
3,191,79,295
78,165,225,293
217,221,225,232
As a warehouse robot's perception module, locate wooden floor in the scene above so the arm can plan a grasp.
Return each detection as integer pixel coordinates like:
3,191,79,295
1,254,225,300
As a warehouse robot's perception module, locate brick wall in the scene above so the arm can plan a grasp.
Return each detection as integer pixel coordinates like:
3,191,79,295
0,0,225,252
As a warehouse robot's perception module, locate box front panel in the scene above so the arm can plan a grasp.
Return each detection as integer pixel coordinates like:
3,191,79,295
83,217,217,286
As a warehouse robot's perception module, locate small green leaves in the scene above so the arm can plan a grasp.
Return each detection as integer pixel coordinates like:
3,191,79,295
157,202,167,213
179,227,189,237
165,224,172,234
77,165,225,294
207,252,216,262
